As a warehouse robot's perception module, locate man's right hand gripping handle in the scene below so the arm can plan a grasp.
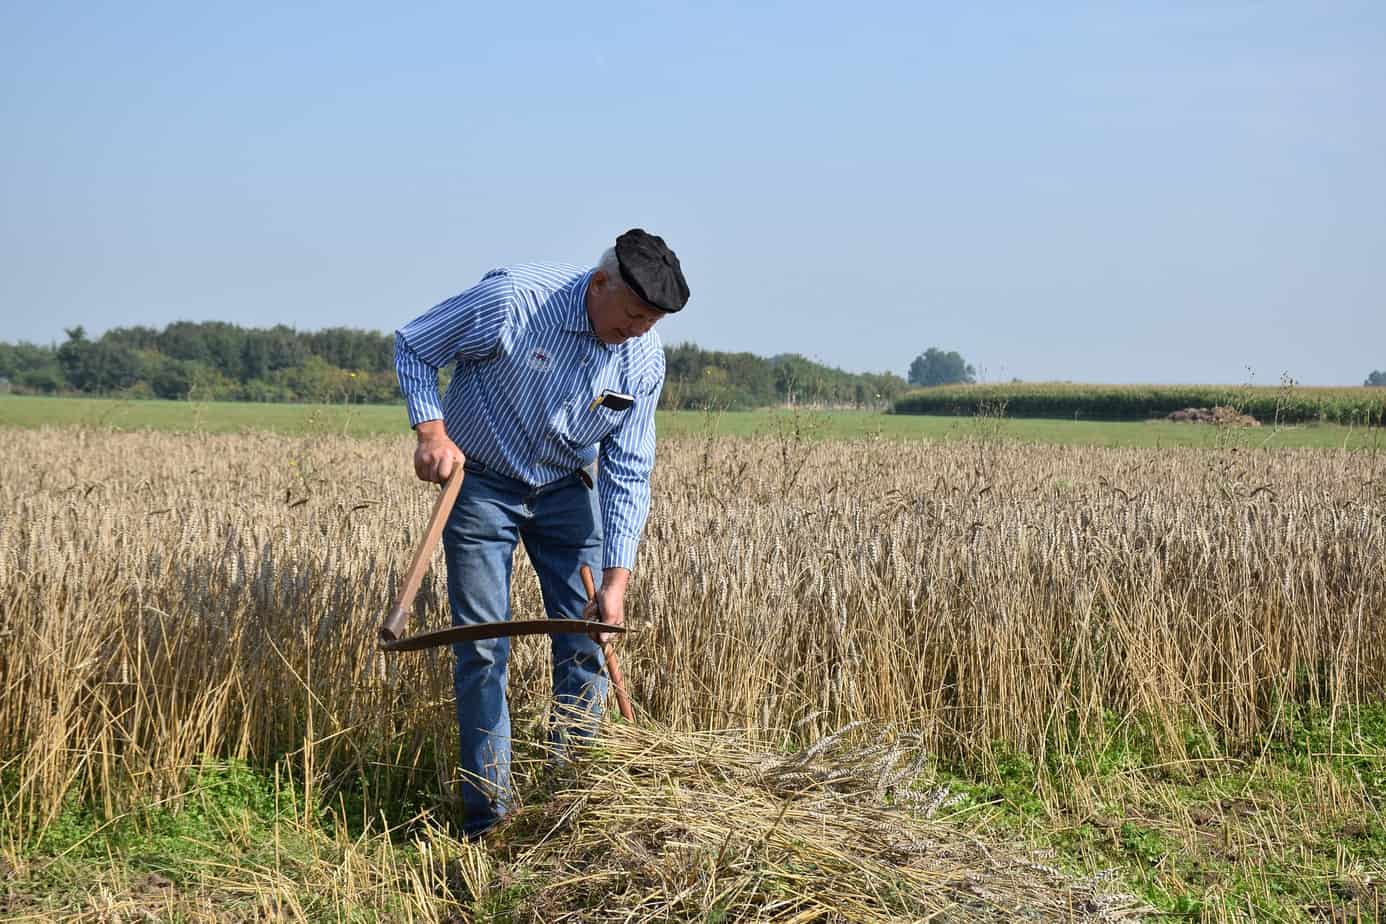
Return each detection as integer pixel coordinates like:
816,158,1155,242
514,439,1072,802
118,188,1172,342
414,419,465,483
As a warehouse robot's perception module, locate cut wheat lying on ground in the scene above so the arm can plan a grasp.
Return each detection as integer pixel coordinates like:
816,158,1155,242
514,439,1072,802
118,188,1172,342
2,428,1383,921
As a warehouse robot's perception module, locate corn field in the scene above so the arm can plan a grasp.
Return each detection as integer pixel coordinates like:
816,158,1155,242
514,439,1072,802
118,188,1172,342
893,381,1386,425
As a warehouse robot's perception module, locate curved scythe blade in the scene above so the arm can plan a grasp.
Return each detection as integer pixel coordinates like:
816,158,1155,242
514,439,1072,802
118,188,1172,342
378,618,624,652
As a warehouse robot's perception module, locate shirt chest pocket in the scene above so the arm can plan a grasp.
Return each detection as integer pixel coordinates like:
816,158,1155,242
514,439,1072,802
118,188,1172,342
563,397,628,448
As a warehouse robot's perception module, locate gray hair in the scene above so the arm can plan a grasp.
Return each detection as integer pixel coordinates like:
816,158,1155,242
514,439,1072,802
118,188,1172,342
597,247,629,291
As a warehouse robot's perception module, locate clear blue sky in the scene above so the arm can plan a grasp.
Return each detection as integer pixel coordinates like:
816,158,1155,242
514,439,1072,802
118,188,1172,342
2,1,1381,385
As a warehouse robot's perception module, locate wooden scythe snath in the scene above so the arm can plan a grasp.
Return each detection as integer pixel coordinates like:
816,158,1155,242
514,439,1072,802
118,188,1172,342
377,466,635,720
580,563,635,721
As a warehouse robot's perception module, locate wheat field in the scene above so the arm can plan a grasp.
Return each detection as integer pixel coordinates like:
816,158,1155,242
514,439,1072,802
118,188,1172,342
2,428,1383,920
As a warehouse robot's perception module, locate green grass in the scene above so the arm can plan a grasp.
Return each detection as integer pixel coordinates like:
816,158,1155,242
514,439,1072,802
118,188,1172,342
926,704,1386,921
2,760,339,920
3,394,1383,449
6,706,1382,921
0,393,409,438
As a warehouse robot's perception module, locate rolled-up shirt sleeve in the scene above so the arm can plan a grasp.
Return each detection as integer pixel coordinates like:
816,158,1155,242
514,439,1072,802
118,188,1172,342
598,352,665,570
394,270,515,427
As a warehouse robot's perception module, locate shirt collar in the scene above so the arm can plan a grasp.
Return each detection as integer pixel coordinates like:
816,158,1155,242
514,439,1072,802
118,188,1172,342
562,269,615,350
561,269,594,331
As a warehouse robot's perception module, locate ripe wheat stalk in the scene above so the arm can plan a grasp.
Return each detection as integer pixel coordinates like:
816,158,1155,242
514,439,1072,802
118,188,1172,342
0,428,1381,920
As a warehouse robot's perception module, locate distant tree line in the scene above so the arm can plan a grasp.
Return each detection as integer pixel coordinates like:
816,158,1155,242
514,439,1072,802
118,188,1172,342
662,344,906,409
0,323,908,409
0,323,399,403
1368,370,1386,387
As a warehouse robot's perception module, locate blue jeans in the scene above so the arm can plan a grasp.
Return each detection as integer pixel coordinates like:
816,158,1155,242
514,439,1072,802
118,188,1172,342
442,460,607,838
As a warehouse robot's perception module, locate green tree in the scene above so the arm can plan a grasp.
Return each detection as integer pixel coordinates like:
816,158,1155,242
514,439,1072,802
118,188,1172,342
157,321,245,379
1366,370,1386,387
146,355,206,399
241,326,307,380
908,348,976,387
270,354,348,402
0,342,65,392
660,342,904,409
55,328,91,389
103,326,161,351
57,328,143,393
304,327,393,372
17,367,64,393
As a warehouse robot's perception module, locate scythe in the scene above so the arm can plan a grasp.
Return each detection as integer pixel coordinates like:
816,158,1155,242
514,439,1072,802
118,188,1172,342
376,466,634,719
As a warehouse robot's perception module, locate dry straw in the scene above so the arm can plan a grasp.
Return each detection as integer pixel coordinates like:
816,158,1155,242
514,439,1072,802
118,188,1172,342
449,716,1148,921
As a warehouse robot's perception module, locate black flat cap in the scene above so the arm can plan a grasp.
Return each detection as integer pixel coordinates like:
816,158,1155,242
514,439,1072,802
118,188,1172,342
615,229,689,313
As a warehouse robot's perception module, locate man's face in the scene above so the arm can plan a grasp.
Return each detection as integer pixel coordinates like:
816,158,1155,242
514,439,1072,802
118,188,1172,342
587,271,666,345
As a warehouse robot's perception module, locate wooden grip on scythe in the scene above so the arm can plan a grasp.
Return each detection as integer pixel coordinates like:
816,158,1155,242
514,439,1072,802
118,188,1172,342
378,464,466,645
581,565,635,722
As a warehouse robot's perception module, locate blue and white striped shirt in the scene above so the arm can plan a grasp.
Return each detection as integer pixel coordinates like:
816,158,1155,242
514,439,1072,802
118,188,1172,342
394,263,665,571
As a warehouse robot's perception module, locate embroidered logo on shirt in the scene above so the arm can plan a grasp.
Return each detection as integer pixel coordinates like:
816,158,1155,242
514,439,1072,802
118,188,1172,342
526,348,554,372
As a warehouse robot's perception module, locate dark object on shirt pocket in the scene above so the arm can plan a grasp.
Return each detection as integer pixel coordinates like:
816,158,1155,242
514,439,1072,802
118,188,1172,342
588,389,635,412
